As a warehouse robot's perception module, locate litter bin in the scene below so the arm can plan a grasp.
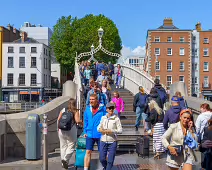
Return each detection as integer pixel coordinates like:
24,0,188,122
26,114,41,160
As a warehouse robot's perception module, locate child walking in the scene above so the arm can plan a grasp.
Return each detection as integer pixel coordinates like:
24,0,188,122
112,91,124,118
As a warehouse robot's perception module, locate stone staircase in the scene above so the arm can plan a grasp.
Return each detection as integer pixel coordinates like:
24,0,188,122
111,87,153,154
56,87,153,154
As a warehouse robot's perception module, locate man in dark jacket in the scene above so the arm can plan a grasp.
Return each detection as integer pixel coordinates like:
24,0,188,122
96,61,105,76
163,96,182,130
152,79,168,107
133,86,147,131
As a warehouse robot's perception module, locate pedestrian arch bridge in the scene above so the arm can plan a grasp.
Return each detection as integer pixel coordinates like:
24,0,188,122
0,61,211,161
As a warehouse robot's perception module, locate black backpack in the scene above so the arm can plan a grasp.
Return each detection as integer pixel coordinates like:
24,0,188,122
58,109,74,131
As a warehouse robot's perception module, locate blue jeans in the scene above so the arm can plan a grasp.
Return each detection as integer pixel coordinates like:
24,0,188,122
84,78,89,86
116,75,122,87
99,141,117,170
135,107,142,127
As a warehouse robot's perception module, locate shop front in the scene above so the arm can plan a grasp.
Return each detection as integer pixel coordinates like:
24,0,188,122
2,88,44,102
202,90,212,101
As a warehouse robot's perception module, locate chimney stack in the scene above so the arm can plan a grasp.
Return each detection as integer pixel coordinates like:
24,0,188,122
196,22,202,31
21,32,28,42
13,28,16,34
7,24,13,31
163,18,173,26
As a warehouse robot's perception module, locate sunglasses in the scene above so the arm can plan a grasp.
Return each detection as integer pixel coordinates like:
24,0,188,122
107,107,115,110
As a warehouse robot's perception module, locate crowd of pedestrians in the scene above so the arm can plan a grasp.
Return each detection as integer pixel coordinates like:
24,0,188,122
133,78,212,170
56,60,212,170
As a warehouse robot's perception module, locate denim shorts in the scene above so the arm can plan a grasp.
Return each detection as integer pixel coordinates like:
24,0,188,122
86,137,100,151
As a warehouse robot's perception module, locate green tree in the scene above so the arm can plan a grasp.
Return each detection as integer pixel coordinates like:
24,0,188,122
51,14,122,70
71,14,122,63
50,15,76,69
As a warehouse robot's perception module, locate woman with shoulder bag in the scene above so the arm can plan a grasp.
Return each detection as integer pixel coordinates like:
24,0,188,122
57,98,83,170
162,109,198,170
146,100,165,159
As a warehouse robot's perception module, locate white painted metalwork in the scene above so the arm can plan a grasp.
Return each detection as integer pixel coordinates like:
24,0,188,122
76,27,121,64
120,64,155,95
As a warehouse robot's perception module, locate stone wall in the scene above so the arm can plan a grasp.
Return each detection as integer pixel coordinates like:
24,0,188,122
0,115,6,160
1,80,77,159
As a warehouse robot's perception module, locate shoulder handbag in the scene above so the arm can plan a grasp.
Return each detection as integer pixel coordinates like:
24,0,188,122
184,131,198,150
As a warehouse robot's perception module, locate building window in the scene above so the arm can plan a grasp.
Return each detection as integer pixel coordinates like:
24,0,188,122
167,48,172,55
193,36,196,42
167,37,172,42
180,48,185,55
195,77,198,84
49,51,51,57
180,37,185,42
31,57,37,67
31,74,37,86
204,76,209,87
154,37,160,42
180,62,184,71
46,59,48,69
19,47,25,53
44,48,46,55
204,62,209,71
155,48,160,55
49,60,51,71
8,57,14,68
155,61,160,71
179,76,184,82
204,38,209,44
203,48,209,56
19,57,25,68
44,58,46,69
194,63,198,71
19,74,25,85
167,76,172,88
31,47,37,53
167,61,172,71
156,76,160,80
129,58,142,66
8,47,14,53
7,73,13,86
195,49,198,56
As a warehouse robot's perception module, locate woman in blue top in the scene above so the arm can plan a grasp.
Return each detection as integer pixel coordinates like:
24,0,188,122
84,66,91,86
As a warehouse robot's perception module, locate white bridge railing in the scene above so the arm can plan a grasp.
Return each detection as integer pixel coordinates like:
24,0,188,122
120,64,155,95
120,64,212,113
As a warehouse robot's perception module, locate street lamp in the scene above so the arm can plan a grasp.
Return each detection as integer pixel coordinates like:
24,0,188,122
98,27,104,46
91,44,94,51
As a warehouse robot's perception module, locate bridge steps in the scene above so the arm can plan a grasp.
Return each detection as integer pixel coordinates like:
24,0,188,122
110,86,153,154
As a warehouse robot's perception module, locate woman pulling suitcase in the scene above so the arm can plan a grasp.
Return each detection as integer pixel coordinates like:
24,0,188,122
57,98,83,170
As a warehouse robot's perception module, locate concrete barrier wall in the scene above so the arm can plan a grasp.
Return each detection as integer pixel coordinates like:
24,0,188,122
3,80,77,158
0,115,6,160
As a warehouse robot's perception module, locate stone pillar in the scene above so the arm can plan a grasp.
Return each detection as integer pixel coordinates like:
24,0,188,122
62,80,77,98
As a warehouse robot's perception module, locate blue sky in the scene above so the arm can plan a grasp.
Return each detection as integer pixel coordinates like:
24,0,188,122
1,0,212,52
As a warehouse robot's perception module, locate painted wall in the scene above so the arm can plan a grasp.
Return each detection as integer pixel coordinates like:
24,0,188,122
2,43,51,88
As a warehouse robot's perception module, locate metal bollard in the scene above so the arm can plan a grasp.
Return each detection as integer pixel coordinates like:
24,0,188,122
43,114,48,170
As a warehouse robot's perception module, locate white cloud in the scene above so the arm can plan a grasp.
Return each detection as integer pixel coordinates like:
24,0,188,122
121,45,146,58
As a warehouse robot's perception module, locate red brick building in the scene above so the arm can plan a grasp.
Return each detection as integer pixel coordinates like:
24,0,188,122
144,18,192,95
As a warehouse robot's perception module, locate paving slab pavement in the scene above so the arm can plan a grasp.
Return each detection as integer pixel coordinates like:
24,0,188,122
0,152,201,170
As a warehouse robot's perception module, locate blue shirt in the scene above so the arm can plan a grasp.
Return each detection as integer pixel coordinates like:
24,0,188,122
84,70,91,80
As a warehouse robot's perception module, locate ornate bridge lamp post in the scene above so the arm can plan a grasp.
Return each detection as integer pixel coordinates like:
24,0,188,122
98,27,104,47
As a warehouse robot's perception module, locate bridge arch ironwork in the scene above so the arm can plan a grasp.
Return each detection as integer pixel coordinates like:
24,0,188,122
76,27,122,64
